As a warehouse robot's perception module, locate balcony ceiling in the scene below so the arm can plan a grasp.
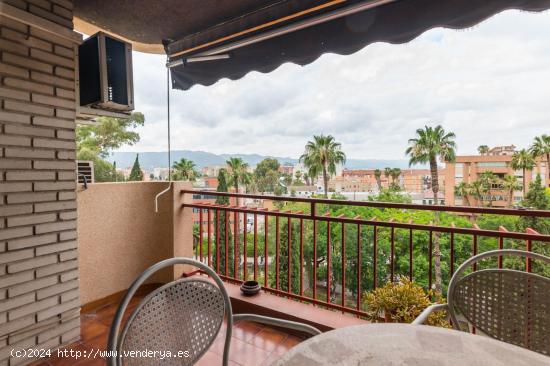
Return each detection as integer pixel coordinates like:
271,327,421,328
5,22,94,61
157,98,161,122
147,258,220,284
73,0,550,90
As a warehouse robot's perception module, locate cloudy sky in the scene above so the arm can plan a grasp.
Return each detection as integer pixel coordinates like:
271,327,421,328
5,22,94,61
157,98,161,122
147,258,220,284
123,9,550,160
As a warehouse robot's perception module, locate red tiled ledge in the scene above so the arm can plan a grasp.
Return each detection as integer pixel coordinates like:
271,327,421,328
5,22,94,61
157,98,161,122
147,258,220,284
191,275,369,333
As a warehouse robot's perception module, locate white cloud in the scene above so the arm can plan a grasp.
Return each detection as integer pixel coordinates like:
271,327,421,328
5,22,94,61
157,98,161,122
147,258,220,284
125,9,550,159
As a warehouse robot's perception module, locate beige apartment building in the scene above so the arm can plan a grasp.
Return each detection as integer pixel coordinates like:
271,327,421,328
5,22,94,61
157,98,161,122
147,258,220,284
445,146,548,207
339,168,445,194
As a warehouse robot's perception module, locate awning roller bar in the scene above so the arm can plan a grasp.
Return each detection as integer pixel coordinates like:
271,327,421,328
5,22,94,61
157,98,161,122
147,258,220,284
167,0,397,67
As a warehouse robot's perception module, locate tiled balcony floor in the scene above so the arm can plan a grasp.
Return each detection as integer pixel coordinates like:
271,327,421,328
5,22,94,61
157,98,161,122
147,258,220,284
31,295,304,366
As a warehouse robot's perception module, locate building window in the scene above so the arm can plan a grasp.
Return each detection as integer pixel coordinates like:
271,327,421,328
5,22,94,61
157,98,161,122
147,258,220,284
477,162,507,168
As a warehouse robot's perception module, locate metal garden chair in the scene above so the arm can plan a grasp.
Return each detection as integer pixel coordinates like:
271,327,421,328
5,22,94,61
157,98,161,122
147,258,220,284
412,249,550,355
107,258,321,365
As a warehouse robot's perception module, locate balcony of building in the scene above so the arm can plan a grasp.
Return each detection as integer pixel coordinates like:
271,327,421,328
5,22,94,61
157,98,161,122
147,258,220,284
20,181,550,365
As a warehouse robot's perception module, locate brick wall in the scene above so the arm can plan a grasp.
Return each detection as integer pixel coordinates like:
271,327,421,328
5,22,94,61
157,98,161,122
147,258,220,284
0,1,80,365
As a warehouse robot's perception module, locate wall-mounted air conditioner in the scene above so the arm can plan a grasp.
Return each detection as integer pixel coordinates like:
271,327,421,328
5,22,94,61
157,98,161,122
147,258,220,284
76,32,134,123
77,160,94,184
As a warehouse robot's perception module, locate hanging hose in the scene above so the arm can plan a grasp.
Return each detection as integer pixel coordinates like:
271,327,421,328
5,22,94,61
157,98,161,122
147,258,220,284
155,61,173,212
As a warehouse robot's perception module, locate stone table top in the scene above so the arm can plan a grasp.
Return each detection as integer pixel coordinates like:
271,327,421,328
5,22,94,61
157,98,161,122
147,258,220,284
273,323,550,366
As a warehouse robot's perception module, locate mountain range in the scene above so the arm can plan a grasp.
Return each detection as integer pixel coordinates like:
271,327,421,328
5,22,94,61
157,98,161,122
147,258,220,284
107,150,422,170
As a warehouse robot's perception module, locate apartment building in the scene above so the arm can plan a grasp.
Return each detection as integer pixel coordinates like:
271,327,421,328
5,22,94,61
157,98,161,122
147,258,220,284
339,168,445,194
445,146,547,207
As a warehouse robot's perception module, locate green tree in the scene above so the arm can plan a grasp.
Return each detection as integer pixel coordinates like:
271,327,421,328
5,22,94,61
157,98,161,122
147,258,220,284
454,181,471,206
76,112,145,182
171,158,199,181
226,157,249,202
390,168,402,190
254,158,281,193
477,145,489,155
469,179,488,207
384,167,392,186
300,135,346,198
501,175,521,207
530,134,550,185
212,169,234,276
406,125,456,294
478,171,497,207
374,169,382,191
511,149,536,195
128,154,143,181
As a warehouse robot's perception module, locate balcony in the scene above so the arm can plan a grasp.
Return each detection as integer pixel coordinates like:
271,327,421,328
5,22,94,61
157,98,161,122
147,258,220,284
28,181,550,365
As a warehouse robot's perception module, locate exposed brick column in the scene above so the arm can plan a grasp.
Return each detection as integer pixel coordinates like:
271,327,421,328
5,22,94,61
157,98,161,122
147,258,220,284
1,1,80,365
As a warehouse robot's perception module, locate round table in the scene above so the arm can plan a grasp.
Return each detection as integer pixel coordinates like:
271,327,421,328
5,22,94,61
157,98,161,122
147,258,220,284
273,324,549,366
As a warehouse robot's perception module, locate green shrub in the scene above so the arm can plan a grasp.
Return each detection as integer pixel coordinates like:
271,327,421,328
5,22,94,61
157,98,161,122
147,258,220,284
363,278,450,327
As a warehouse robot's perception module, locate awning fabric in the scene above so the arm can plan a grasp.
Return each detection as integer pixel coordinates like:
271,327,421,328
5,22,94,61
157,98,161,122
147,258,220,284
74,0,550,91
169,0,550,90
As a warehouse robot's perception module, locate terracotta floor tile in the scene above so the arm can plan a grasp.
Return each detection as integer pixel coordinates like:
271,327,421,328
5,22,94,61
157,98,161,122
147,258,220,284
248,327,289,352
272,334,303,356
79,316,110,342
228,342,271,365
233,321,264,342
196,351,240,366
42,293,303,366
260,352,284,366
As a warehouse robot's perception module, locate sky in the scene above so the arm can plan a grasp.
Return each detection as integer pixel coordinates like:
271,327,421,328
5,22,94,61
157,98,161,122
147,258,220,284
123,9,550,160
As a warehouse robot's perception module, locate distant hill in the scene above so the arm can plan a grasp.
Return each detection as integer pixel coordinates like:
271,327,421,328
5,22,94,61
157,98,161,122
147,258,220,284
106,150,420,170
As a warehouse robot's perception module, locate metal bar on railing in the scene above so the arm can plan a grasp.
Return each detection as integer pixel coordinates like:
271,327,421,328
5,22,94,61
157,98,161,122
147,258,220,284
373,225,378,290
390,226,395,282
450,224,455,275
327,220,332,303
254,212,258,281
181,203,550,242
428,230,433,291
472,232,478,272
207,209,211,266
409,228,413,280
243,212,247,281
199,209,203,262
299,218,304,296
341,221,346,310
181,189,550,217
216,209,220,273
264,215,269,288
498,226,507,269
313,216,317,301
234,211,238,279
356,223,361,312
225,212,229,276
287,216,292,293
276,214,280,290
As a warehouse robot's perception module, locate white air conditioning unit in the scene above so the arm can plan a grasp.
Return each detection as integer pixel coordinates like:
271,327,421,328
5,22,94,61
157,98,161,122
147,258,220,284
77,160,94,184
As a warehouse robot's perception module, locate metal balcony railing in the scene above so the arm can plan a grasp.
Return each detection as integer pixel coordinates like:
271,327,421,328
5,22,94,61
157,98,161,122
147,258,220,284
182,189,550,317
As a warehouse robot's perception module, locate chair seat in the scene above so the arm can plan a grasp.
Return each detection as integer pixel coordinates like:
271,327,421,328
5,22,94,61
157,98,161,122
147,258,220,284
454,269,550,355
120,278,225,365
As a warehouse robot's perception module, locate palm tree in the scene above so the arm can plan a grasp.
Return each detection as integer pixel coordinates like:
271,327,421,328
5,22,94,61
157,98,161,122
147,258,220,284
406,125,456,295
477,145,489,155
501,174,522,207
171,158,198,181
530,134,549,185
384,167,392,186
299,135,346,198
303,172,310,186
511,149,536,195
390,168,401,188
478,171,497,207
226,157,250,205
454,181,471,206
374,169,382,191
470,179,488,207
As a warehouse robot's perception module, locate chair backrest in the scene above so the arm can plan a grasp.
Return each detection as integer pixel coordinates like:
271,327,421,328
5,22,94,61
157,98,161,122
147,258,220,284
108,258,234,366
447,249,550,356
